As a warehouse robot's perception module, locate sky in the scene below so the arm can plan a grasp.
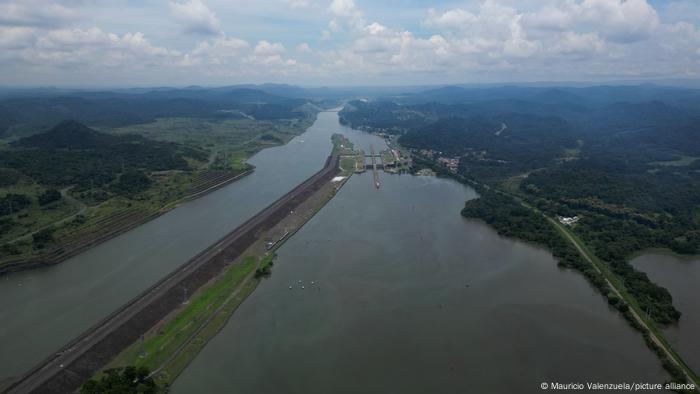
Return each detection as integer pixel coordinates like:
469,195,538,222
0,0,699,87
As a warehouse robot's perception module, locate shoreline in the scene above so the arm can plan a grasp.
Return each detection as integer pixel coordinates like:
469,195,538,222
413,152,699,387
101,162,352,389
0,169,254,277
628,248,700,263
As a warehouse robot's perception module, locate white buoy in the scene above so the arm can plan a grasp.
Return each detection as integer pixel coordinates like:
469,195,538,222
301,286,305,289
289,286,293,289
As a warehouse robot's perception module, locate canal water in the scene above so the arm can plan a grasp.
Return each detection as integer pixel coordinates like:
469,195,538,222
632,253,700,374
172,114,668,393
0,112,340,382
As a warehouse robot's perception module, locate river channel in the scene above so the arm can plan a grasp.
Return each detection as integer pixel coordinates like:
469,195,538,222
0,112,338,383
171,113,668,393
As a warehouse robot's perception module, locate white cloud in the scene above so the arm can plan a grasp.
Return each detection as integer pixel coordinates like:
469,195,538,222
254,40,285,55
0,27,36,50
284,0,312,9
545,31,604,56
320,0,695,82
423,8,478,30
328,0,361,19
575,0,660,42
328,19,340,33
181,35,308,79
0,0,77,28
0,26,177,72
183,35,248,66
328,0,364,31
0,0,698,85
296,42,312,53
169,0,222,36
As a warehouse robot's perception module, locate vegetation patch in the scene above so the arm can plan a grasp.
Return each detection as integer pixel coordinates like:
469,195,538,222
100,255,262,387
649,155,698,167
332,133,363,174
81,366,163,394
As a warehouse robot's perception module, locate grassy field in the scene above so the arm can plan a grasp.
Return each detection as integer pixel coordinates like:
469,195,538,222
499,172,532,193
381,150,394,164
105,117,312,171
333,134,364,173
649,155,699,167
340,157,357,172
105,117,309,145
560,139,583,160
331,133,356,155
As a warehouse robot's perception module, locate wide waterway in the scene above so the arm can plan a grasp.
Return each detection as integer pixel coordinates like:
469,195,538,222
0,112,340,383
172,113,668,393
632,253,700,374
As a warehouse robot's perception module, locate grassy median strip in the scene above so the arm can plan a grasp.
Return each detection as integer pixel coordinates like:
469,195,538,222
152,276,261,386
102,255,260,386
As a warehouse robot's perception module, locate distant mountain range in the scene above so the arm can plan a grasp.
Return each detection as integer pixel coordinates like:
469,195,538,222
0,86,321,139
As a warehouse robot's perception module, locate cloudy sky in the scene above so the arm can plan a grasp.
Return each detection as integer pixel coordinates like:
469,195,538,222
1,0,699,87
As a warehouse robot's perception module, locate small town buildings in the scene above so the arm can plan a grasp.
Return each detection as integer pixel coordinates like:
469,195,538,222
558,216,580,225
437,157,459,173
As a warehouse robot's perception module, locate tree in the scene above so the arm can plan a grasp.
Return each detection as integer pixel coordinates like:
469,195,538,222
38,189,62,205
80,366,160,394
0,194,31,216
32,227,55,249
112,170,152,197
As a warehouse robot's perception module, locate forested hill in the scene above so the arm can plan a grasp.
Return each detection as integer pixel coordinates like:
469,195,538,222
400,115,502,155
15,120,122,149
2,120,204,189
400,113,576,180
